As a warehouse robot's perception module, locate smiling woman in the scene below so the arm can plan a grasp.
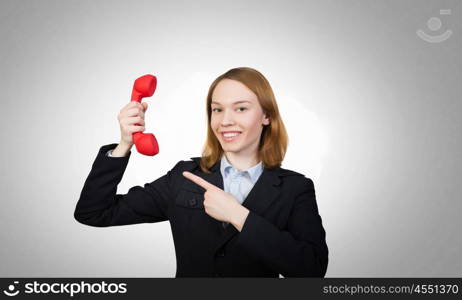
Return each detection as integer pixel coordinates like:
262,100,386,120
201,68,288,173
208,79,271,172
74,67,328,278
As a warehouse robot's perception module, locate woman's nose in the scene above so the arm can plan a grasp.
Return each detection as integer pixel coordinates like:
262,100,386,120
221,110,235,125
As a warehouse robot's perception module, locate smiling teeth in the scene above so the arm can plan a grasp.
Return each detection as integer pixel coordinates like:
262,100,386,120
223,133,240,137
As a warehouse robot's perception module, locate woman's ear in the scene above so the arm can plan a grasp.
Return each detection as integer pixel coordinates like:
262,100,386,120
262,114,270,126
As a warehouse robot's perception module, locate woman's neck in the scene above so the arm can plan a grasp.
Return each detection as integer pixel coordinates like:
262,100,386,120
224,152,260,171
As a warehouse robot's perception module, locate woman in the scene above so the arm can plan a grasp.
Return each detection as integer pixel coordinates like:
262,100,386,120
74,67,328,277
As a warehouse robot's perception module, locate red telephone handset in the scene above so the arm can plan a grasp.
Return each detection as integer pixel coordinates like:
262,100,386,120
130,74,159,156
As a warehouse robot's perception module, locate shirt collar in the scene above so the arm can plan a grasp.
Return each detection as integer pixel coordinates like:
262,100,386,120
220,154,263,184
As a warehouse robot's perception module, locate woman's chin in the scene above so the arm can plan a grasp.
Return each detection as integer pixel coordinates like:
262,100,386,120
221,144,241,153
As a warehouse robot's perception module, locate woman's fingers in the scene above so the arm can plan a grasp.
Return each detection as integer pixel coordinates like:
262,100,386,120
124,107,145,118
117,101,148,145
127,125,145,133
123,116,145,126
120,102,145,114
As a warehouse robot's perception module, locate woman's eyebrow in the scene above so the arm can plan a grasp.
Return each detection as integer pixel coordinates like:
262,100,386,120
211,100,251,105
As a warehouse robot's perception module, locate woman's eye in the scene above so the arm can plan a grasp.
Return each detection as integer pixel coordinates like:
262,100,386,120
212,107,247,113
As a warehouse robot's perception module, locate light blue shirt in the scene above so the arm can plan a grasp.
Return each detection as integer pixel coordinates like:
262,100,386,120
219,155,264,205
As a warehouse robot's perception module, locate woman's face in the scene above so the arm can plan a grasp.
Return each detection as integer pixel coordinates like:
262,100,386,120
210,79,270,157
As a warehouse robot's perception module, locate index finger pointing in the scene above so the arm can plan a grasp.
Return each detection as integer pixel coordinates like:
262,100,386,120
182,171,217,191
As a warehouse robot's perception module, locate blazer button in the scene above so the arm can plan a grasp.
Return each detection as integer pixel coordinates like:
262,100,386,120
189,198,197,206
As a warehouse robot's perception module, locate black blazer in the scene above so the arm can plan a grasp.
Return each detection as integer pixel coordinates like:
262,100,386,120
74,143,329,277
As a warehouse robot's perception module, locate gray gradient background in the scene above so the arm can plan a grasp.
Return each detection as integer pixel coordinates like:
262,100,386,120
0,0,461,277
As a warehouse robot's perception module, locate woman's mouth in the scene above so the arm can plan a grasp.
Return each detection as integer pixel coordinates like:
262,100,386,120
221,131,242,142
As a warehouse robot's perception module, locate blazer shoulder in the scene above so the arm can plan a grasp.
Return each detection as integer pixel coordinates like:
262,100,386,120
278,166,305,177
170,158,200,173
277,166,315,188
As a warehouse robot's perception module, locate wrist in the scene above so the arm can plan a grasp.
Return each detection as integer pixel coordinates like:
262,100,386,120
229,204,250,232
112,141,132,157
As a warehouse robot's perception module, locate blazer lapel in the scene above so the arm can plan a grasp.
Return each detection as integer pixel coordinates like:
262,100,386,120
189,157,282,214
241,167,281,215
213,166,282,254
185,158,224,192
189,157,283,254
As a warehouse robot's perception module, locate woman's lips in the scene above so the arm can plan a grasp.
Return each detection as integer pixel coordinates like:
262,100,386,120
221,131,242,142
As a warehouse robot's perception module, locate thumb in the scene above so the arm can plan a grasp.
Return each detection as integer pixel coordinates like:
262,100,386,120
142,102,148,112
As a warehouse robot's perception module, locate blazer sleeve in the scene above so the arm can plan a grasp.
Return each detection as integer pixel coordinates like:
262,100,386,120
237,177,329,277
74,143,179,227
